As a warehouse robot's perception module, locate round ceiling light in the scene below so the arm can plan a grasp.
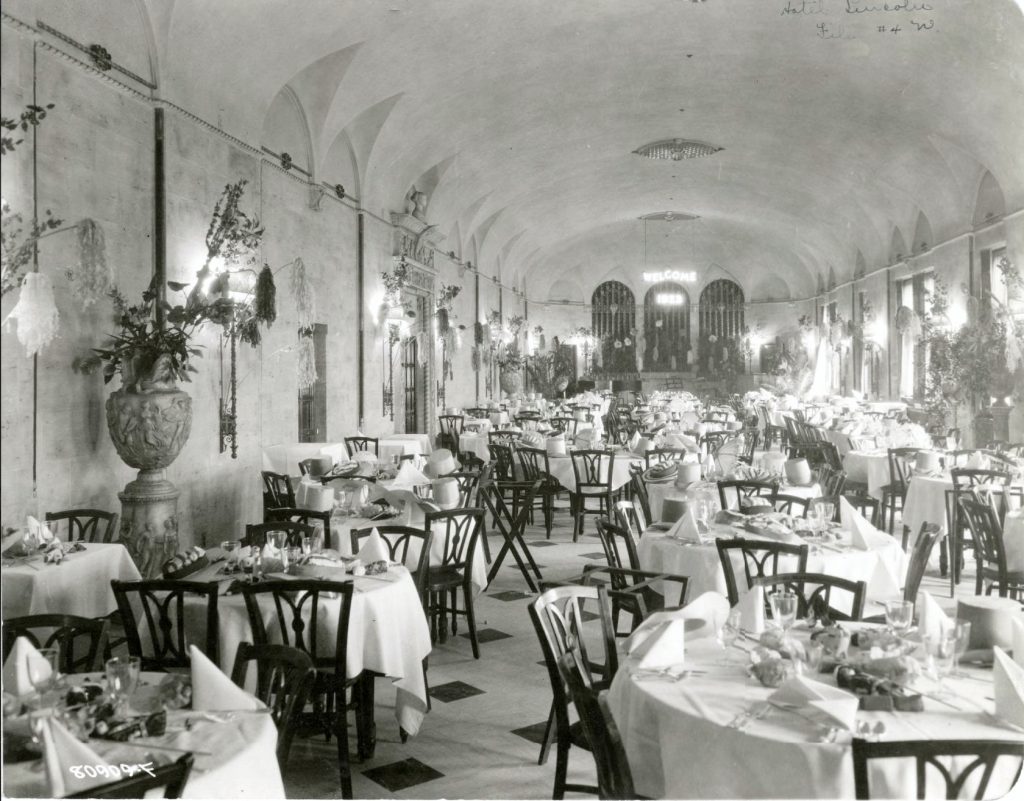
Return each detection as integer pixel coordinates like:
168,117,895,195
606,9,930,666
633,138,722,161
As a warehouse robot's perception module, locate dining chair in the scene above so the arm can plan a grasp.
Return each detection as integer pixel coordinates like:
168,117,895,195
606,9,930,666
772,493,812,517
754,572,867,622
840,493,880,527
488,441,517,481
557,651,648,801
66,753,194,799
265,507,332,547
481,481,544,592
864,522,942,623
261,471,297,512
528,584,616,799
447,470,482,508
716,538,810,606
818,465,848,498
488,429,522,445
549,416,580,437
716,479,779,513
424,508,486,657
2,614,109,673
244,521,314,549
880,447,920,535
958,494,1024,598
570,449,620,542
111,579,219,671
351,525,433,608
44,509,119,544
241,579,360,797
230,642,316,767
628,465,653,529
643,447,688,471
948,467,1012,586
437,415,465,453
518,446,562,538
344,436,379,457
464,407,489,419
851,738,1023,800
738,429,760,466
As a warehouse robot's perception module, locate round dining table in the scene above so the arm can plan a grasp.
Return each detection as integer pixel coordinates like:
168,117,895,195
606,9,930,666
2,671,283,799
607,619,1023,799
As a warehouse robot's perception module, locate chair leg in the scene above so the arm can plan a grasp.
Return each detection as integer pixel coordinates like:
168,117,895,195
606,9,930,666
538,700,556,765
450,587,458,636
334,691,353,799
422,658,431,712
464,586,480,659
552,724,571,800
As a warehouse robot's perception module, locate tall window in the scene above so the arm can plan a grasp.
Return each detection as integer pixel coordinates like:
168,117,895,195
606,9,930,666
896,272,934,399
643,282,690,371
592,281,636,373
697,279,744,374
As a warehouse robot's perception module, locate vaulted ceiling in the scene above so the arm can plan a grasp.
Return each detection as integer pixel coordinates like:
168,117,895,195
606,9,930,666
59,0,1024,298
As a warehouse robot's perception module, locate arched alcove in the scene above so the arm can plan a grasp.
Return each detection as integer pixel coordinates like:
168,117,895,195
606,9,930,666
973,171,1006,227
643,282,690,371
592,281,636,373
698,279,745,341
889,226,909,264
912,211,934,253
261,87,313,175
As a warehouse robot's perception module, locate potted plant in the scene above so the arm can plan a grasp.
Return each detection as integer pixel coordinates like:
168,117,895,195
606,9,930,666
497,314,526,396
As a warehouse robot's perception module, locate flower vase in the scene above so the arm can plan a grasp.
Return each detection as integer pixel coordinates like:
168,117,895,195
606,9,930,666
106,385,192,577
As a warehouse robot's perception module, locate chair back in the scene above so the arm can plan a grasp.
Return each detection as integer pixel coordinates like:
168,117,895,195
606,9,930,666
447,471,481,507
424,508,485,570
628,465,653,527
571,449,615,494
488,441,516,480
488,429,522,444
345,436,379,456
529,584,616,690
594,517,641,574
952,467,1012,517
65,753,194,799
549,416,579,436
44,509,118,544
351,525,433,602
773,493,811,517
613,499,646,543
715,538,809,606
644,447,687,470
754,571,867,622
904,523,942,603
244,521,314,549
958,494,1011,593
241,579,354,674
266,507,331,545
717,479,779,512
887,448,921,492
229,642,316,764
840,493,880,527
111,579,219,671
518,446,552,484
261,471,296,510
437,415,465,450
851,738,1023,800
515,415,541,431
556,651,638,801
464,407,488,419
819,465,848,498
739,429,759,465
2,614,109,673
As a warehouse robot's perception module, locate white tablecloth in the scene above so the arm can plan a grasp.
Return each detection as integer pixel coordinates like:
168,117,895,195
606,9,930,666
901,475,956,562
647,482,821,522
607,620,1021,799
262,441,344,475
1,543,141,618
638,522,907,613
2,671,284,799
1000,510,1024,573
459,432,491,461
843,450,891,499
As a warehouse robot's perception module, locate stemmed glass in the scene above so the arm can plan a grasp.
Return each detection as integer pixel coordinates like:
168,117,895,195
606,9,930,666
105,656,140,717
27,647,60,707
883,600,914,639
814,501,835,533
950,620,972,678
220,540,239,568
717,609,742,665
769,591,798,637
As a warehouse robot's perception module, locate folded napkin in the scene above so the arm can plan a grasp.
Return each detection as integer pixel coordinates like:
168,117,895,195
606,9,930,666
355,528,391,564
768,675,860,731
736,584,766,635
840,497,896,551
629,619,688,669
1014,618,1024,669
190,644,261,712
25,515,56,548
2,637,52,698
670,507,702,542
42,716,113,797
918,590,952,643
993,646,1024,728
1,528,25,554
392,461,430,490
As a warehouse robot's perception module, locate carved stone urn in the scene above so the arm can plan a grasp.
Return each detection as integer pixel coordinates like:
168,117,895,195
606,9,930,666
106,382,192,578
500,369,523,396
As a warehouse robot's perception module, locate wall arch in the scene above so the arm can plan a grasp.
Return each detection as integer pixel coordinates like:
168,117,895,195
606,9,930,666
591,280,636,373
642,282,690,371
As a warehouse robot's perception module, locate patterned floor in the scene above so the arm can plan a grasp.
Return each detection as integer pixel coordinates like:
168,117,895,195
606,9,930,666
282,502,969,799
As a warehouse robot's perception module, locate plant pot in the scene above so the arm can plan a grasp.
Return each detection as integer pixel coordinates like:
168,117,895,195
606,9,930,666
106,387,193,469
973,412,994,449
500,369,523,396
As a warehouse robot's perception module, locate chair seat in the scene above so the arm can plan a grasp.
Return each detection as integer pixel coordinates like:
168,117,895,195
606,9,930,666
426,565,467,588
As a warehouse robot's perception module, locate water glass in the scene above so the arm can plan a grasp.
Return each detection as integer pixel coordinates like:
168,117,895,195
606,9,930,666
301,536,312,556
272,530,289,551
27,646,60,705
883,600,914,637
717,609,742,664
311,531,324,554
816,501,835,528
220,540,239,567
105,656,141,716
951,619,972,677
769,591,798,634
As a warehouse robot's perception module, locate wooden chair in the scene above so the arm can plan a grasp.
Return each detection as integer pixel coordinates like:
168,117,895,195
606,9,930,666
2,614,109,673
344,436,379,456
111,579,219,671
613,498,649,541
716,479,779,513
243,521,314,549
266,507,331,547
549,416,580,437
569,449,620,542
241,580,361,797
262,471,296,512
488,441,516,481
851,738,1023,800
716,538,809,606
773,493,812,517
44,509,119,544
757,405,788,451
948,467,1012,587
818,465,848,498
518,446,562,538
841,493,881,528
447,470,482,508
528,585,616,800
881,447,920,535
557,651,646,801
481,481,544,592
437,415,465,453
230,642,316,767
424,508,486,657
488,429,522,445
628,465,653,530
643,447,688,470
754,572,867,622
959,494,1024,598
864,523,942,622
351,525,433,608
464,407,489,419
738,429,759,466
66,753,194,799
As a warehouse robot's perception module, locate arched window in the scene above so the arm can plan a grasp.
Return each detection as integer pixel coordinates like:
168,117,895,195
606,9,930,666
642,282,690,371
592,281,636,373
698,279,745,374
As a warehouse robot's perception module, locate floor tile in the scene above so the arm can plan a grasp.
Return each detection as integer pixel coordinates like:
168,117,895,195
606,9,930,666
460,627,514,643
362,758,445,792
489,590,533,602
428,679,486,702
510,720,551,746
580,552,606,559
528,540,559,547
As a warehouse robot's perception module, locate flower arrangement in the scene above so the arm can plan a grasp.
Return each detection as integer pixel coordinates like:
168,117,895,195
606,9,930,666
381,259,410,297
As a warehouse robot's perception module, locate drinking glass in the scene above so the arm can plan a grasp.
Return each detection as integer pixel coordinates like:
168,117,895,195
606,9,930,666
951,620,972,678
220,540,239,567
883,600,914,638
27,647,60,706
817,501,835,528
806,507,821,538
311,531,324,554
769,591,798,635
301,536,312,557
272,530,289,552
804,641,825,674
105,656,140,716
717,609,742,665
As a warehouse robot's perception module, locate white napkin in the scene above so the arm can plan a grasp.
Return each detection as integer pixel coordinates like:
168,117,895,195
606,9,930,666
1013,618,1024,669
768,675,860,731
42,716,113,797
629,619,688,669
1,528,25,554
392,461,430,490
2,637,52,698
993,646,1024,728
628,431,641,453
355,528,390,564
840,496,896,550
26,515,56,548
670,507,702,542
736,584,766,634
918,590,952,643
190,644,261,711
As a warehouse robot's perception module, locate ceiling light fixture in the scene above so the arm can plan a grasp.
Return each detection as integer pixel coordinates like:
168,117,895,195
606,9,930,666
633,138,722,161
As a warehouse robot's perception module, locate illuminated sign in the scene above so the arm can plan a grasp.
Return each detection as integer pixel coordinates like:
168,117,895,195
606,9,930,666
656,293,685,306
643,270,697,283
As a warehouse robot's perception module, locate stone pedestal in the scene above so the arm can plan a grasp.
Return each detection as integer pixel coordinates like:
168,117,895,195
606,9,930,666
118,468,181,578
991,404,1012,444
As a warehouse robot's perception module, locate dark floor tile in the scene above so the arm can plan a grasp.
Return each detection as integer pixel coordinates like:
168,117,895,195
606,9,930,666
510,720,551,746
362,758,445,792
528,540,559,547
460,627,513,644
428,680,485,703
580,552,606,560
489,590,533,602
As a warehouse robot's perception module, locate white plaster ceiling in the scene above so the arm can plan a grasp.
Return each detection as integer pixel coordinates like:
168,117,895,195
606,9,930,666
123,0,1024,297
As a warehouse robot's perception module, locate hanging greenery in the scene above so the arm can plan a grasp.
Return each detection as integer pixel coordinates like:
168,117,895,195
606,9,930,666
254,263,276,325
290,257,315,331
297,333,317,390
70,219,110,306
474,321,485,346
2,272,59,356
